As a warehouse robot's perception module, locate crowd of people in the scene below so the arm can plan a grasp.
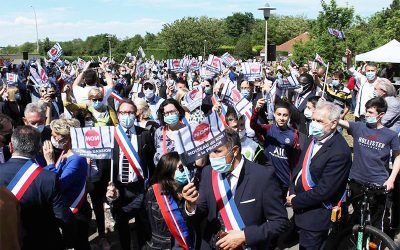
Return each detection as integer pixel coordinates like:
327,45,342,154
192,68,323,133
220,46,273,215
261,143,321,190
0,47,399,250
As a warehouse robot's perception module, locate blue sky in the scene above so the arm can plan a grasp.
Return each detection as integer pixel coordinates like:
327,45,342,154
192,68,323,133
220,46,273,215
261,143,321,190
0,0,392,46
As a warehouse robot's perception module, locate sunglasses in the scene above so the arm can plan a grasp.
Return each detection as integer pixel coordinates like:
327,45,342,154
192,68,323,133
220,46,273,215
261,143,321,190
143,85,154,90
91,98,103,102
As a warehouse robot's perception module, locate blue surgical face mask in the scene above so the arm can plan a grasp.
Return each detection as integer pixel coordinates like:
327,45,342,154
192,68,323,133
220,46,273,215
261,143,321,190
373,91,379,98
309,120,325,140
174,166,189,186
365,116,378,127
204,87,212,94
331,80,340,87
241,89,251,98
209,149,234,174
164,114,179,125
91,100,103,110
366,71,376,81
120,115,135,128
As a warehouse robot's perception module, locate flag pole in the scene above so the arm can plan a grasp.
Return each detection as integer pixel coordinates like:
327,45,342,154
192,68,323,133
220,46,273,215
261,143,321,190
110,158,114,183
322,62,329,97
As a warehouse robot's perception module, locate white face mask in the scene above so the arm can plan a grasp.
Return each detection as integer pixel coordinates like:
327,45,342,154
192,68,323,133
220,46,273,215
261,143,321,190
51,136,66,149
144,89,155,99
304,108,313,120
85,121,94,127
239,129,246,140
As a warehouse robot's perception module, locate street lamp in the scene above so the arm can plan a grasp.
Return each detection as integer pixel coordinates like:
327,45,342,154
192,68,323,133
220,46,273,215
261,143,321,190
258,3,276,62
30,6,39,54
203,40,207,60
106,34,113,59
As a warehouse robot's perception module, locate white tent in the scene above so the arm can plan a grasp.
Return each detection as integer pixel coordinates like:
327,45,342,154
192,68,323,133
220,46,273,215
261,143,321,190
355,39,400,63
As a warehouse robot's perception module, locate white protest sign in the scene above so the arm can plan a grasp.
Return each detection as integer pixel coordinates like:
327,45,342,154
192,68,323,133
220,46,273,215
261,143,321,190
173,112,227,164
182,86,204,112
71,126,114,159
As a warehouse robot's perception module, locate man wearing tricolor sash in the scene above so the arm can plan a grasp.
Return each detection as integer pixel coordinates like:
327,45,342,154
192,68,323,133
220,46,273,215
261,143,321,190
286,102,352,250
0,126,72,250
106,100,155,250
183,128,288,250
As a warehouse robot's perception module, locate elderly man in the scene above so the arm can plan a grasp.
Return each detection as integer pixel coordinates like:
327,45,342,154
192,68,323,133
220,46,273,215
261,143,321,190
346,49,381,121
287,101,352,250
373,78,400,132
23,103,52,142
184,128,288,250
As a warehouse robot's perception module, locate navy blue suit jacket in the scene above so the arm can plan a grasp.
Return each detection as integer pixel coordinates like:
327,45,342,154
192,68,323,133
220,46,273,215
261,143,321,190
290,131,352,231
194,159,288,250
0,158,71,250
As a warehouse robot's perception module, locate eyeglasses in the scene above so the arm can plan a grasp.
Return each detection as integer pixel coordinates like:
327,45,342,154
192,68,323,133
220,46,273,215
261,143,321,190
91,98,103,102
164,110,179,116
143,85,154,90
118,111,135,116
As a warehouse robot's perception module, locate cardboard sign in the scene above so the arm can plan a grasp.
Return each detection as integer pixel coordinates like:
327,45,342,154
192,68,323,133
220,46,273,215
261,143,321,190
173,112,227,164
71,126,114,159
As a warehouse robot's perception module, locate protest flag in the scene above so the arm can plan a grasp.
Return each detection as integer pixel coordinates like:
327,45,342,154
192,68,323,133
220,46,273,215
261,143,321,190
221,52,237,67
206,55,223,74
181,86,203,112
47,43,64,62
173,111,227,164
136,46,146,59
70,126,114,159
241,62,262,79
314,54,327,67
6,73,18,85
328,28,346,40
220,79,252,120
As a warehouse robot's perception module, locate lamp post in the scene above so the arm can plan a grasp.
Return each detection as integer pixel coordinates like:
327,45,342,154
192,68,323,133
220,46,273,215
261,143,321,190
258,3,276,62
203,40,207,60
30,6,39,54
106,34,113,59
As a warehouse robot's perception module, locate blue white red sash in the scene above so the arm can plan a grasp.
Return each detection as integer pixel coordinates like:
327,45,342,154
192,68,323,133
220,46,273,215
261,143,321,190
7,160,43,200
70,182,86,214
152,183,192,250
114,125,144,180
211,170,245,231
301,139,315,191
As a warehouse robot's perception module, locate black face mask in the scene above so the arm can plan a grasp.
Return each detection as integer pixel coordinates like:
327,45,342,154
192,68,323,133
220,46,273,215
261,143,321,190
1,133,12,146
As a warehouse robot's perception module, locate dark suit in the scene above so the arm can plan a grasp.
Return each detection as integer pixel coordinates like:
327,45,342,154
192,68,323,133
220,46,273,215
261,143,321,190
0,158,72,250
290,131,352,249
109,125,155,250
193,159,288,250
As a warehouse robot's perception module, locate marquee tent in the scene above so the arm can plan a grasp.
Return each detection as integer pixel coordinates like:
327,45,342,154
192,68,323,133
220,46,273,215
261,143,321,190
355,39,400,63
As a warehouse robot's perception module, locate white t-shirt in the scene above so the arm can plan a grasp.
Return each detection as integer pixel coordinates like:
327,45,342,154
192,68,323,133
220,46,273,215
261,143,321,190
241,137,260,161
73,85,113,105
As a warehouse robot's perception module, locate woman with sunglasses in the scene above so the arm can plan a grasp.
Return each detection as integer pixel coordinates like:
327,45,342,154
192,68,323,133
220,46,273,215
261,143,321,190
153,98,186,165
144,152,194,250
42,118,91,250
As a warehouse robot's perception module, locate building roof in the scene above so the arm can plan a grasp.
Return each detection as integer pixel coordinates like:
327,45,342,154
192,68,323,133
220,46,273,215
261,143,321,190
260,32,310,54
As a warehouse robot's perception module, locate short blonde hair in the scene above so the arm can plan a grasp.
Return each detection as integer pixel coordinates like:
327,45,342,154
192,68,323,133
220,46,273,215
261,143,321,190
134,98,152,119
50,118,81,137
88,87,103,100
176,88,189,106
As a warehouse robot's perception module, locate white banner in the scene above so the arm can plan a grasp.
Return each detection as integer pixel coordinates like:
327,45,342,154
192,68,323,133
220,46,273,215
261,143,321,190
70,126,114,159
241,62,262,79
47,43,64,62
173,112,227,164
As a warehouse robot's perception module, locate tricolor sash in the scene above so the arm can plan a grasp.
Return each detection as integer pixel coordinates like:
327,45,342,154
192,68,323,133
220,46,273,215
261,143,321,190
70,182,86,214
114,125,144,180
301,139,315,191
211,170,245,231
152,183,192,250
7,160,43,200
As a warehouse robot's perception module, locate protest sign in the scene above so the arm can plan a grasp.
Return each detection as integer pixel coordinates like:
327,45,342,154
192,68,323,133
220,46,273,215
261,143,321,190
200,66,216,79
47,43,64,62
6,73,18,85
71,126,114,159
173,112,227,164
206,55,223,74
167,59,185,73
328,28,346,40
220,79,252,120
221,52,237,67
241,62,262,79
181,86,203,112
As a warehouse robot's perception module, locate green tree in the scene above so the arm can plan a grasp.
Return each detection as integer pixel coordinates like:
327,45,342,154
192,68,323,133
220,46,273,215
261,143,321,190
159,16,226,57
225,12,255,40
234,34,253,59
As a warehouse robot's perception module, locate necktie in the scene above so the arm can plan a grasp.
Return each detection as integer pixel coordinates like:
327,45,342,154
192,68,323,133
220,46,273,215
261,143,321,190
121,130,131,183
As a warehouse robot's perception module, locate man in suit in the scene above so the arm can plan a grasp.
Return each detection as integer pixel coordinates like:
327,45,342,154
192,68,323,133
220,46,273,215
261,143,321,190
0,126,72,250
0,113,13,163
183,128,288,250
106,100,155,250
286,101,352,250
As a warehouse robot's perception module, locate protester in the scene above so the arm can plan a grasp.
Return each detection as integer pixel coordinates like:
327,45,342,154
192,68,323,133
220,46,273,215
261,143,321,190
106,100,155,250
42,118,92,250
0,114,13,163
138,80,164,121
183,128,288,249
0,126,72,250
287,101,352,249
